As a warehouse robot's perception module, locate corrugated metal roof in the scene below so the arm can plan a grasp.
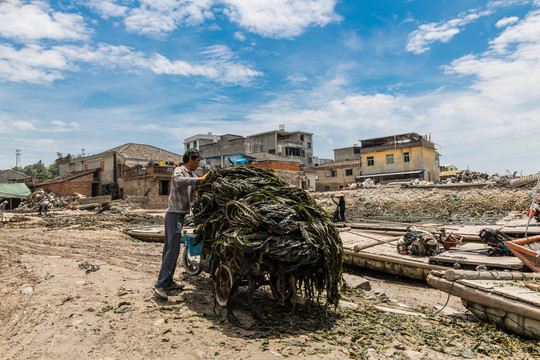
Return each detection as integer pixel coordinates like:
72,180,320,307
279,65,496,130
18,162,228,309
0,183,31,200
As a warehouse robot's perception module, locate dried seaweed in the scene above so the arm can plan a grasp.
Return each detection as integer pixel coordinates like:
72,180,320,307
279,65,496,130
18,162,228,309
193,166,343,320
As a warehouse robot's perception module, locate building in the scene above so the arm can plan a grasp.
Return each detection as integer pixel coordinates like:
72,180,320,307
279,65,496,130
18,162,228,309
247,125,314,167
311,160,362,191
195,124,315,168
0,169,30,183
183,132,220,152
334,133,440,185
62,143,183,199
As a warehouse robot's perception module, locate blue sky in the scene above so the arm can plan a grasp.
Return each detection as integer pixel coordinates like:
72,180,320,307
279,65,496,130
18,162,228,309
1,0,539,175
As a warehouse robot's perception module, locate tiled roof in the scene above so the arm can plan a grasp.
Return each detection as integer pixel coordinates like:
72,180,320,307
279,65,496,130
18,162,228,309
103,143,183,162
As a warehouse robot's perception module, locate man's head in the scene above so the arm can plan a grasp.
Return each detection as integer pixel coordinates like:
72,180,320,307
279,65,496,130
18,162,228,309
183,149,201,171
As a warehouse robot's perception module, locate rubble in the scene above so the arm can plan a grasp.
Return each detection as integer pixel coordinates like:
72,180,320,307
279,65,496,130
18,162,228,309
18,189,85,210
316,187,532,223
447,170,490,183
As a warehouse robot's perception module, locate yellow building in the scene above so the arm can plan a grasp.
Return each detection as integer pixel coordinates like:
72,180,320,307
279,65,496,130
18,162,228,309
330,133,441,187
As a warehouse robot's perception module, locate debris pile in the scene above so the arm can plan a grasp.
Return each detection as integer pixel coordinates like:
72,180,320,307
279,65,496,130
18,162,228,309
193,166,343,317
316,187,531,222
18,189,84,210
448,170,490,183
396,229,442,256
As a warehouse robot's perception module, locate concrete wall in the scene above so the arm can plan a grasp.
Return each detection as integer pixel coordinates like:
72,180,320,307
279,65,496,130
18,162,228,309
119,176,169,208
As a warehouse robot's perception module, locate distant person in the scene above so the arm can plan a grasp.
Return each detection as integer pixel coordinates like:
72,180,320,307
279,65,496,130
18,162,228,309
154,149,208,299
38,200,49,215
332,194,346,222
0,200,7,221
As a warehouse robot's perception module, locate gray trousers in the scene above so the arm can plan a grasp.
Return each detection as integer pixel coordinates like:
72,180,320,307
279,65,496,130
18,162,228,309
155,212,185,288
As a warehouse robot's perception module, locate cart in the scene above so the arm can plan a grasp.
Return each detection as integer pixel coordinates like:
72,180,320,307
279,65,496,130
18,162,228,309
182,231,295,307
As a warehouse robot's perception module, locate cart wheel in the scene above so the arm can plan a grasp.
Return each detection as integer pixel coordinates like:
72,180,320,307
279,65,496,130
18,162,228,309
269,274,295,304
214,264,234,307
182,245,203,276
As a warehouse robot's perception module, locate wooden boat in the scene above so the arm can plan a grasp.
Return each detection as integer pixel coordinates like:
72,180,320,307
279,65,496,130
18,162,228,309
124,225,165,242
340,226,529,281
427,269,540,339
505,234,540,272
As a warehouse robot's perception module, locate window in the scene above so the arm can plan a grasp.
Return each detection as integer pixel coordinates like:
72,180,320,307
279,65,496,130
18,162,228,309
192,140,197,148
435,154,440,165
324,185,330,191
300,134,304,141
345,169,353,176
403,152,410,163
307,142,311,149
286,147,302,156
308,157,312,163
268,149,275,154
331,170,337,177
159,180,169,195
386,154,394,165
367,156,374,166
7,179,16,183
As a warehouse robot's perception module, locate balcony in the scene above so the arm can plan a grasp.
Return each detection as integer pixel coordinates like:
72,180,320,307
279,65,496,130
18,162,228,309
123,165,173,179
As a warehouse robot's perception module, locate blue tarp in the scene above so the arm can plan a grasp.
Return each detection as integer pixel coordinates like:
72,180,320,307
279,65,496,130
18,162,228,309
0,183,31,200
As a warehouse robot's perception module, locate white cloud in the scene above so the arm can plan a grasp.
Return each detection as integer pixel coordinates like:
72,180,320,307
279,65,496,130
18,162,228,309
13,120,37,131
234,31,246,41
407,10,492,54
84,0,340,39
496,16,519,27
0,44,67,83
0,0,91,42
50,120,80,132
0,42,262,85
86,0,129,19
123,0,215,37
221,0,341,39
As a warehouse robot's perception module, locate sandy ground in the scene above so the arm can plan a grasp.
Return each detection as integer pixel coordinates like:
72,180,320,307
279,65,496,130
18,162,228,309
1,192,539,359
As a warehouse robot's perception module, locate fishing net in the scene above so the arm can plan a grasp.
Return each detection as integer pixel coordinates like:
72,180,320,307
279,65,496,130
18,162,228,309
192,166,343,318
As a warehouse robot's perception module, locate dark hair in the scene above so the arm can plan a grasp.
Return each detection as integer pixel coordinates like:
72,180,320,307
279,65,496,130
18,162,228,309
183,149,200,164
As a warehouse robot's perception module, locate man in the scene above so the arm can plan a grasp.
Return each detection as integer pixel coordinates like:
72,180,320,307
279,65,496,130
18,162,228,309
38,199,49,216
331,194,346,222
154,149,207,299
0,200,7,221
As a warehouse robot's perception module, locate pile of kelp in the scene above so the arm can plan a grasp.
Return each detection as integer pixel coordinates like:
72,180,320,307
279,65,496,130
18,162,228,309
193,166,343,318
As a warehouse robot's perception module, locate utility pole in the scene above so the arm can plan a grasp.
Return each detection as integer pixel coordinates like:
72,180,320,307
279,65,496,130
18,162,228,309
15,149,21,168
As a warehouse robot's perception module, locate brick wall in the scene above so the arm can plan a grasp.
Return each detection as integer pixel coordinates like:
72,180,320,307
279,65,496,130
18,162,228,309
252,161,300,171
35,173,95,197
